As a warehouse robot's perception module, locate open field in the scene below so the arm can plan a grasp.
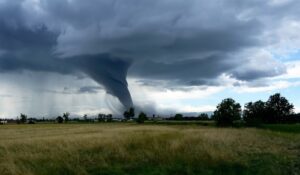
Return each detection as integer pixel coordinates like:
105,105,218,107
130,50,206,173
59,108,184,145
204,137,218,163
0,123,299,175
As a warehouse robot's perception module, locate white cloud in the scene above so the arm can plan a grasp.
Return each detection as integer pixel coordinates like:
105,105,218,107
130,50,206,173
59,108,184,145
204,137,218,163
234,81,299,93
295,106,300,113
169,104,216,113
277,60,300,79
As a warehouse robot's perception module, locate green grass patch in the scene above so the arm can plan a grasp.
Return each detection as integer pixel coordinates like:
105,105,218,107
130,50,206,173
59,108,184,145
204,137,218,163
260,124,300,133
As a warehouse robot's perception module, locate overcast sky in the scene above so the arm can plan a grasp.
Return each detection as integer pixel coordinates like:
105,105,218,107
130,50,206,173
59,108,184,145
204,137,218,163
0,0,300,118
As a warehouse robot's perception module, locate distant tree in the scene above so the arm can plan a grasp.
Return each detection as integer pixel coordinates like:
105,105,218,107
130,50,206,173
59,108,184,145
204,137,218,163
123,107,135,120
243,100,266,126
98,113,106,122
213,98,241,126
286,113,300,123
16,116,20,124
56,116,63,123
83,114,88,121
198,113,209,120
152,114,156,119
106,114,113,122
137,112,148,123
20,113,27,124
28,118,36,124
63,112,70,123
265,93,294,123
174,113,183,120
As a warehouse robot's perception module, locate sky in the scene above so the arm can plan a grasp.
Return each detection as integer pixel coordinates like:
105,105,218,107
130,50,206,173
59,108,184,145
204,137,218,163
0,0,300,118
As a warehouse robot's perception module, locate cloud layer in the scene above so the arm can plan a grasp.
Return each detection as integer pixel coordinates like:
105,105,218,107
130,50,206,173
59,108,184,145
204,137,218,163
0,0,299,110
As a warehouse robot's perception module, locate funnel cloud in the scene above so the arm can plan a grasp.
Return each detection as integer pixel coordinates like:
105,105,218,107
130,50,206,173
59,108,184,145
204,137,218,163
72,55,133,108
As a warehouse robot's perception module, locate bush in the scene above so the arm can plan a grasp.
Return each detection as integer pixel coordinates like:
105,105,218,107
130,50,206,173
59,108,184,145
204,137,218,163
213,98,241,126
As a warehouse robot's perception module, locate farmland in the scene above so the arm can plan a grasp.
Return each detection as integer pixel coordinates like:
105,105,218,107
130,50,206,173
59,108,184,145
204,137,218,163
0,123,299,175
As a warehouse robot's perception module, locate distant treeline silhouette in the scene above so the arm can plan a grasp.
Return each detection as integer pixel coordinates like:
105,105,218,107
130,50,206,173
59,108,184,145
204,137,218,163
166,93,299,126
1,93,299,126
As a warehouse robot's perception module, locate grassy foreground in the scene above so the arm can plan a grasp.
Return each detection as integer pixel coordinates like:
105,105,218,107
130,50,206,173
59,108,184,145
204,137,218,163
0,123,299,175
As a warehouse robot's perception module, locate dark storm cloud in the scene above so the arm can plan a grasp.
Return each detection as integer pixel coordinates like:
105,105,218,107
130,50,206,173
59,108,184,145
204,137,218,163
129,55,235,85
0,0,133,108
0,0,297,108
230,69,284,81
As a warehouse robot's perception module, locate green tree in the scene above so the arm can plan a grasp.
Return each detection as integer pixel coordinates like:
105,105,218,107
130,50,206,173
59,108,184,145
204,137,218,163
56,116,63,123
174,113,183,120
98,113,106,122
265,93,294,123
198,113,209,120
63,112,70,123
123,107,135,120
16,116,20,124
213,98,241,126
137,112,148,123
243,100,266,126
106,114,113,122
83,114,88,122
20,113,27,124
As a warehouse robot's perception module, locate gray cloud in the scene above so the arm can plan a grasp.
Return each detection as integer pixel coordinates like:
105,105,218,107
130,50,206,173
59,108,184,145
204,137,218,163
78,86,103,94
0,0,298,110
44,86,104,94
0,94,12,98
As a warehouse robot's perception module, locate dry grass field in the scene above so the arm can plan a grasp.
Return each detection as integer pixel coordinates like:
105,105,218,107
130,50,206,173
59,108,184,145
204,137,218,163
0,123,299,175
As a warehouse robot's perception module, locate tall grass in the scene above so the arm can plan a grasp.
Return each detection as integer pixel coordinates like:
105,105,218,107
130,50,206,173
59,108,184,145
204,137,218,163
0,123,299,175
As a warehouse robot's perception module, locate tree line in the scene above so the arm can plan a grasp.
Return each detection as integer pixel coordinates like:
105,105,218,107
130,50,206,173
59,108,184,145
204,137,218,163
212,93,298,126
130,93,299,126
2,93,298,126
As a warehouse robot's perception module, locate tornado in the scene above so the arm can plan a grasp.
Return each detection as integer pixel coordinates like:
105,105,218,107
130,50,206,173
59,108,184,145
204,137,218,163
72,54,133,109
